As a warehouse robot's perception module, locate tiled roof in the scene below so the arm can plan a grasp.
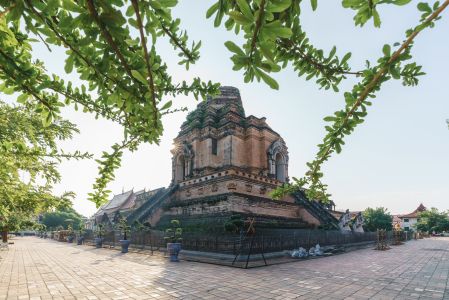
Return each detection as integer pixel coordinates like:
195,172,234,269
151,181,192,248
102,190,133,210
120,193,136,210
399,203,426,219
134,189,146,196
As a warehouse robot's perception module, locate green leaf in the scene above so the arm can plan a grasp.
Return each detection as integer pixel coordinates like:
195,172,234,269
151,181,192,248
328,46,336,60
342,0,361,8
311,0,318,11
65,56,74,74
206,2,219,18
258,70,279,90
224,41,245,55
372,8,381,28
341,52,352,65
125,39,139,46
228,11,253,25
62,0,84,13
263,26,292,39
390,66,401,79
417,2,431,12
382,44,391,57
131,70,148,85
8,1,24,21
235,0,254,21
259,41,275,62
267,0,292,13
160,100,172,110
17,93,29,104
393,0,412,5
323,116,337,122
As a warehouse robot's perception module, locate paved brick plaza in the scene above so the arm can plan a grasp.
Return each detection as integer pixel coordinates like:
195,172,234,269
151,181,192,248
1,237,448,299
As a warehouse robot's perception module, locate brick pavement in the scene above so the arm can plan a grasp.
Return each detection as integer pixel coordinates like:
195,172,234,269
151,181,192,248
0,237,448,300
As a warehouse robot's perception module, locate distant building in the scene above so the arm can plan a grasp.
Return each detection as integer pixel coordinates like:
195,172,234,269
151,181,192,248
397,204,426,231
92,188,162,227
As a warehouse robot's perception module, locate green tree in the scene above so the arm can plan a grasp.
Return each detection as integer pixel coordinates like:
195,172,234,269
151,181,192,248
0,100,86,240
41,206,84,231
1,0,448,208
363,207,393,232
416,208,449,233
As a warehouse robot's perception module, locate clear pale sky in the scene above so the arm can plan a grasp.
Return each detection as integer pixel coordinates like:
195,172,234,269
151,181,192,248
31,1,449,217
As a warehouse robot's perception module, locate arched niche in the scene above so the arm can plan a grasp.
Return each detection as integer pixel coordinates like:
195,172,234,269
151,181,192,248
267,139,289,183
275,153,287,182
175,154,186,183
171,142,194,183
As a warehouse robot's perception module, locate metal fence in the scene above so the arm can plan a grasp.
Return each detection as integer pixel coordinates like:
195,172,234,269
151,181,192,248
51,228,416,268
81,228,382,255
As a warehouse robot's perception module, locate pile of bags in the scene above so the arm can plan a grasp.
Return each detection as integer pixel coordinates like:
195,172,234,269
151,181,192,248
291,244,323,258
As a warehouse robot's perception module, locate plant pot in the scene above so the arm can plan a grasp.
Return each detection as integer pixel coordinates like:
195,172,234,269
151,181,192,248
77,237,84,245
120,239,130,253
67,236,74,243
167,242,181,262
95,237,103,248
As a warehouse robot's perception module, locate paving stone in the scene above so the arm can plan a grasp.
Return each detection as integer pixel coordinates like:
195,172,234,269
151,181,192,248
1,237,449,299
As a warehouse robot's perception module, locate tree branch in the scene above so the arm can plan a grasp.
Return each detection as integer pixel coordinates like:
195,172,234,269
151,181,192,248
309,0,449,179
86,0,134,79
23,0,138,98
0,47,126,125
0,63,52,111
159,20,194,62
282,41,362,76
131,0,158,128
250,0,266,58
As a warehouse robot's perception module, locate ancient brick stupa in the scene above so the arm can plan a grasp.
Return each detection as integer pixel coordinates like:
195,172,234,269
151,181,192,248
96,86,338,231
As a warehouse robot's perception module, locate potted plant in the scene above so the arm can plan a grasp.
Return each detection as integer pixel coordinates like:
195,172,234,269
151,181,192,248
77,228,85,245
164,220,182,262
117,217,131,253
95,224,105,248
66,224,75,243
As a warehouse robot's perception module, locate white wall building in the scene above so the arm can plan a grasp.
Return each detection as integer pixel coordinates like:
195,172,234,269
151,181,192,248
398,204,426,231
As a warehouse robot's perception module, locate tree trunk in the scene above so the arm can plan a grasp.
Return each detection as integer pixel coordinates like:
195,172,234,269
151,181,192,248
1,228,8,243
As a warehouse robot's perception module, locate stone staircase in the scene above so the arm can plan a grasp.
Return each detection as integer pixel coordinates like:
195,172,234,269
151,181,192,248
126,186,175,224
292,191,339,229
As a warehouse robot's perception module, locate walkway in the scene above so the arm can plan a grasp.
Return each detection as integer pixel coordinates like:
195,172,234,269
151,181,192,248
0,237,448,299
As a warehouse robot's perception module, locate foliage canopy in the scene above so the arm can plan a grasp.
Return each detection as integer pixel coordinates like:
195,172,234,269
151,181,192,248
416,208,449,233
1,0,448,209
41,206,85,230
362,207,393,232
0,100,85,231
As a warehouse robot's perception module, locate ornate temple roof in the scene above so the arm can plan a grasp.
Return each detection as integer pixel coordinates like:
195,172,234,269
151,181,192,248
178,86,275,136
206,86,243,110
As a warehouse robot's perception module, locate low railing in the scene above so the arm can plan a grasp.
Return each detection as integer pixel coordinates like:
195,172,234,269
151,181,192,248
80,228,384,255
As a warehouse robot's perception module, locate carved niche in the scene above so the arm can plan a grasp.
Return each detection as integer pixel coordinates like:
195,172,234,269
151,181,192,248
267,139,289,183
227,182,237,191
171,142,194,183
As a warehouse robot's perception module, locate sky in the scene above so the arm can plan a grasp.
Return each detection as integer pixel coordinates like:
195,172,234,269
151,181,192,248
25,1,449,217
